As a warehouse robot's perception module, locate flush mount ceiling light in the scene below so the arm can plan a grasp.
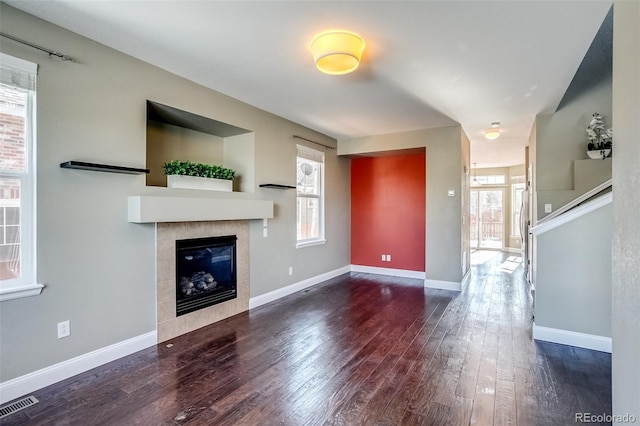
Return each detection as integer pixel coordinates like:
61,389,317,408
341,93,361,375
310,30,365,75
484,122,501,140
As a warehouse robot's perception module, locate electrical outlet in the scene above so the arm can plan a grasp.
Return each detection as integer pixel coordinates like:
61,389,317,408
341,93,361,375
288,266,293,276
545,203,552,213
263,228,268,237
386,254,391,262
57,321,70,339
381,254,386,261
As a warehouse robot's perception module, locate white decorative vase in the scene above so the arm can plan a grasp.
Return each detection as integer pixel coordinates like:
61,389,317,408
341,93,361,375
167,175,233,192
587,149,611,160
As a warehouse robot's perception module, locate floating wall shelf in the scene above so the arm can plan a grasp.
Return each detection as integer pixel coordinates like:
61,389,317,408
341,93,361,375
60,161,150,175
259,184,296,190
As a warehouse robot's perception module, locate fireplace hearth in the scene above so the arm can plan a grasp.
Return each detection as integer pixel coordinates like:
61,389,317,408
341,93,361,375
175,235,237,316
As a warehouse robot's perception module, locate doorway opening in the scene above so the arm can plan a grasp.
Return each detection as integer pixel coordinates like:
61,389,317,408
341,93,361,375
470,189,504,250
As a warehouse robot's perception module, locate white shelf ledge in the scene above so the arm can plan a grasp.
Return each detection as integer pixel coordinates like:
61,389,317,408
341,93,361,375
128,195,273,223
0,282,45,302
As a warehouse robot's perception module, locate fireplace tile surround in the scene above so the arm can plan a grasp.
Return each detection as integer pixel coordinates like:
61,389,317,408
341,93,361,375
156,220,249,342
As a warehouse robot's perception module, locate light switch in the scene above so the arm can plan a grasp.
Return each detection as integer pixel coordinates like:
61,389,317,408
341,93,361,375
545,204,552,213
448,190,455,197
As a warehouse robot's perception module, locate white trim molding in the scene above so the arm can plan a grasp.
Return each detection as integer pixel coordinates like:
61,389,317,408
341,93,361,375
350,265,426,280
537,178,612,224
0,282,44,302
424,278,462,292
533,323,612,353
296,239,327,249
249,265,350,309
250,265,428,310
531,192,612,236
128,195,273,223
0,331,157,404
504,247,523,254
461,269,471,289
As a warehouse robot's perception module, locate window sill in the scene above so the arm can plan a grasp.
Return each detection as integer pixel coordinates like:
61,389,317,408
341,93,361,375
0,282,45,302
296,239,327,249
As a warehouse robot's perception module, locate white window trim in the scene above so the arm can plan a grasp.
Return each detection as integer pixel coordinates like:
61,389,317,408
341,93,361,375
296,239,327,249
0,54,42,302
296,145,325,248
471,174,507,186
0,282,44,302
510,177,526,239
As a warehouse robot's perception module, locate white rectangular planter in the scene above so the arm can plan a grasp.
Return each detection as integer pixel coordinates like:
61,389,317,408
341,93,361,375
167,175,233,192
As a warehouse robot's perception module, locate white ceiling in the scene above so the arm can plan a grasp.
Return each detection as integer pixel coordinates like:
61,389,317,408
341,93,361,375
6,0,612,167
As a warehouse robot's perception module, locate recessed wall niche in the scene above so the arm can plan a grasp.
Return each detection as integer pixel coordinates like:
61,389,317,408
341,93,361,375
146,101,255,192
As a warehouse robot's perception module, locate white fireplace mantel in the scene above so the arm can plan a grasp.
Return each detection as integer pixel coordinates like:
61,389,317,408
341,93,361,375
128,195,273,223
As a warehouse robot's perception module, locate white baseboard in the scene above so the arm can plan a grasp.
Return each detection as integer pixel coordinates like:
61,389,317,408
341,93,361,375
350,265,426,280
533,323,612,353
424,278,462,291
0,331,157,405
460,269,471,289
249,264,427,310
249,265,351,310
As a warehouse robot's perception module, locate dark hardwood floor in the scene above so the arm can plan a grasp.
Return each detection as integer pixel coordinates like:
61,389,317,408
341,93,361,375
1,251,611,425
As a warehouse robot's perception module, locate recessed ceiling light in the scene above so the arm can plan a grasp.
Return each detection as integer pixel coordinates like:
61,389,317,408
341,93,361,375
310,30,365,75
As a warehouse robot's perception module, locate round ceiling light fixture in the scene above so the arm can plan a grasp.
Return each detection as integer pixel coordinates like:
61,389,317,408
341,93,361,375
310,30,365,75
484,122,501,140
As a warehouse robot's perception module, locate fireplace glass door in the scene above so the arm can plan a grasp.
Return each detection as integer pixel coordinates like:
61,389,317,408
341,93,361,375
175,235,237,316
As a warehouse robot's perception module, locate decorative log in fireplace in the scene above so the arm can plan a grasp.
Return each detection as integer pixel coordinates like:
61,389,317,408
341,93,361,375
175,235,237,316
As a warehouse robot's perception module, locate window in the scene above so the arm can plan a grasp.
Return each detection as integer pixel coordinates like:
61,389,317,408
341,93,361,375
511,178,526,238
296,145,325,247
471,174,506,185
0,53,41,301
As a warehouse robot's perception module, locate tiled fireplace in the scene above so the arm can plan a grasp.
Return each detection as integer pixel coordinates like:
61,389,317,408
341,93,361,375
128,194,272,343
156,220,249,342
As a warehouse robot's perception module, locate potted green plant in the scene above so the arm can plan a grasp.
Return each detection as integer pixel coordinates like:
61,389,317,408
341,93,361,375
586,113,613,160
163,160,236,192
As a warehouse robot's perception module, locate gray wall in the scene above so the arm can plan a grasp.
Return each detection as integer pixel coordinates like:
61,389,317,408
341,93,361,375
535,203,611,337
535,72,612,219
612,1,640,421
146,122,224,187
0,4,350,382
338,126,470,283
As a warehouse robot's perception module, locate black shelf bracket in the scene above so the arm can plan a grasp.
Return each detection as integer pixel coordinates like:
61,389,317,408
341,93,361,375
60,161,149,175
259,184,296,190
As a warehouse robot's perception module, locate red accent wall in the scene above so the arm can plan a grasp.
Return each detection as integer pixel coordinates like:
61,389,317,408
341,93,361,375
351,153,426,272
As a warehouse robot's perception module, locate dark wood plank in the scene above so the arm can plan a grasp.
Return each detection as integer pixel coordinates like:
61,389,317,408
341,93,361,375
0,251,612,426
494,377,517,425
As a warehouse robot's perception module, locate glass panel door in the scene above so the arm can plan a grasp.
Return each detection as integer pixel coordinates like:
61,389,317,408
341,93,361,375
470,190,479,249
470,189,504,249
